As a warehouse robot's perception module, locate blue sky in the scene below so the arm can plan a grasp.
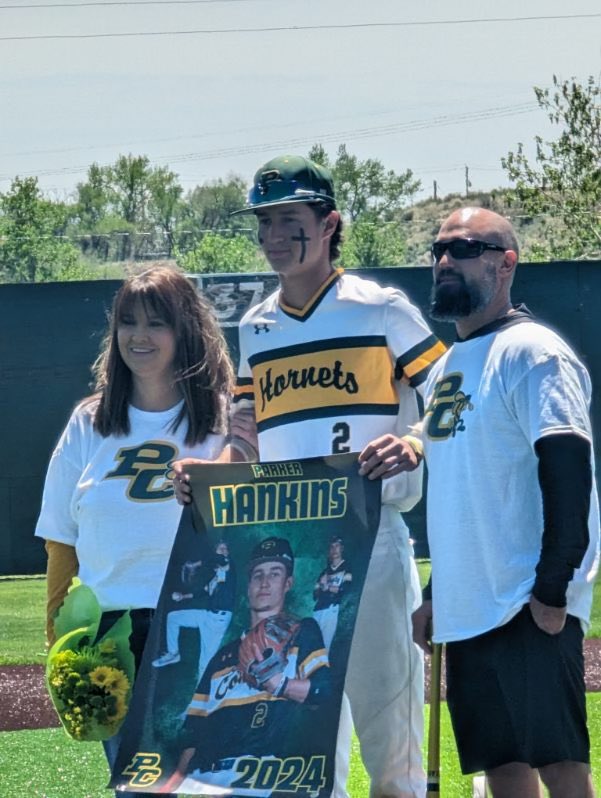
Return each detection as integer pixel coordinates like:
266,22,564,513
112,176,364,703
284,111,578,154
1,0,600,201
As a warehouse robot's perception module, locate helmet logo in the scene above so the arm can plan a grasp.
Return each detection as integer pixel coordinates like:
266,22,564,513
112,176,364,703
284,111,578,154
258,169,281,195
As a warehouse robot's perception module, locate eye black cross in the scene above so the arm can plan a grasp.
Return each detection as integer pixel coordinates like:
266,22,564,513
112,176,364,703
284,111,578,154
291,228,310,263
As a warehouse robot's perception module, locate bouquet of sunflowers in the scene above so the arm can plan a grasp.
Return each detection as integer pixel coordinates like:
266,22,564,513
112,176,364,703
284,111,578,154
46,579,135,741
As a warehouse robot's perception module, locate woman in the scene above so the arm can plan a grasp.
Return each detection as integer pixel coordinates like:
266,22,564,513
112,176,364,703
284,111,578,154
35,265,234,793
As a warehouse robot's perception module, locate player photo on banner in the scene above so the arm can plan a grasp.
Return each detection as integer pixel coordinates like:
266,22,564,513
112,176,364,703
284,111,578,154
110,452,382,796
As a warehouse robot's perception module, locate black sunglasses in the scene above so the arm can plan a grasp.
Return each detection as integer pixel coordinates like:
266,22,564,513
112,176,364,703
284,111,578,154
431,238,506,263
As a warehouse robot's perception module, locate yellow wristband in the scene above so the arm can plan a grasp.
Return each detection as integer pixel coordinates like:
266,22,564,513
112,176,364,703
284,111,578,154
402,434,424,462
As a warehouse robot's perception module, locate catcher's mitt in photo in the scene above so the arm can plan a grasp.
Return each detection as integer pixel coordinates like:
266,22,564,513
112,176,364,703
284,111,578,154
238,614,300,690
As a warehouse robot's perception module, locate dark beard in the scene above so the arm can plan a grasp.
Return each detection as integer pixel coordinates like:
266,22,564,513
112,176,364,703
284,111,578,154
429,269,496,322
429,280,473,321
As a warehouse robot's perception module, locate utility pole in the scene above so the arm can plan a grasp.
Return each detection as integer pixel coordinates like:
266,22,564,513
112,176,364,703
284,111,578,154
433,180,438,201
464,165,471,197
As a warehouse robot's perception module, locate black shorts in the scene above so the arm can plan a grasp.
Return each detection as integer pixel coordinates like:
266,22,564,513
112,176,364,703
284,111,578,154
445,604,590,774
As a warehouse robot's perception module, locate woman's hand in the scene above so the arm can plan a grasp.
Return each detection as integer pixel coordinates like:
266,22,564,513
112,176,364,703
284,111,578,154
171,458,203,505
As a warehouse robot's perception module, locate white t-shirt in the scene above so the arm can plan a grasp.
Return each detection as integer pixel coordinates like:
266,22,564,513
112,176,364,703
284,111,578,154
35,400,225,610
234,269,446,511
423,319,600,642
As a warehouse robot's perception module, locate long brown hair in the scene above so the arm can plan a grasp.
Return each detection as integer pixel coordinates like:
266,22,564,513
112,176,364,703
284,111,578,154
91,266,234,444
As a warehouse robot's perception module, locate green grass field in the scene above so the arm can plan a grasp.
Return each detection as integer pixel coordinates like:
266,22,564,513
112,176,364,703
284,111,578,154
3,698,601,797
0,576,47,666
3,565,598,667
1,572,599,797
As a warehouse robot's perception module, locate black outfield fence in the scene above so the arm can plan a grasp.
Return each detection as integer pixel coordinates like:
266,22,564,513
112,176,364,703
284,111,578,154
2,261,599,573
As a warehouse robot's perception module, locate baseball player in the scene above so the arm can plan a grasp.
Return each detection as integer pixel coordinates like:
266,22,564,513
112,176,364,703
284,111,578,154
313,536,352,652
411,208,600,798
152,540,236,681
163,537,331,795
174,154,446,798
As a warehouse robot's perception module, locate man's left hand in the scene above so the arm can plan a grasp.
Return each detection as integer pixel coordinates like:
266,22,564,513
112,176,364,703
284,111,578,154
358,434,420,480
529,594,567,635
412,600,434,654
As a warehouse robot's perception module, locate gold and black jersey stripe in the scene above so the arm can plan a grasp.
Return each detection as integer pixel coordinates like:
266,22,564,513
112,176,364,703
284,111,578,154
396,334,447,388
237,336,399,432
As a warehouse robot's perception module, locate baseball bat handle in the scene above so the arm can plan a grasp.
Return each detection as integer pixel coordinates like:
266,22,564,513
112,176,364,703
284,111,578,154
426,642,443,796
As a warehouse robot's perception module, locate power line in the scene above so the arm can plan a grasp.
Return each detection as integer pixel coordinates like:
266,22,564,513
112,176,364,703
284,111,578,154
0,102,538,183
0,0,254,8
1,13,600,42
1,97,492,159
148,103,540,166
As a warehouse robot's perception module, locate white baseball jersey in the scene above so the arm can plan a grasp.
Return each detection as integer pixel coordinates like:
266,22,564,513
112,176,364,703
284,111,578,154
35,400,225,610
233,268,443,796
234,268,445,511
423,317,601,643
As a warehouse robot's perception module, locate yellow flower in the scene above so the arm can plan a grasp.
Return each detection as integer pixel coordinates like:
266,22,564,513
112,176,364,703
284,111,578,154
90,665,129,694
49,673,66,688
107,670,130,696
89,666,114,687
47,625,133,740
54,650,78,666
112,695,128,724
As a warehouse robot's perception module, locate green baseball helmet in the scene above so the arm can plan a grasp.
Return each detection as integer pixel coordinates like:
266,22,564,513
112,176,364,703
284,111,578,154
232,155,336,215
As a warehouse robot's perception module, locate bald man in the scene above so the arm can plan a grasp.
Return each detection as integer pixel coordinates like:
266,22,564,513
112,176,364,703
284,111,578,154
412,208,600,798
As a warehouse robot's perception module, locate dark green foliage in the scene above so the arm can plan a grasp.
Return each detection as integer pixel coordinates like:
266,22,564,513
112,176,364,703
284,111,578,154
502,75,601,260
0,177,81,282
308,143,420,268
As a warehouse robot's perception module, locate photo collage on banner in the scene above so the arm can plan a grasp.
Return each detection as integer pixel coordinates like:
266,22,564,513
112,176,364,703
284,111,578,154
111,452,381,796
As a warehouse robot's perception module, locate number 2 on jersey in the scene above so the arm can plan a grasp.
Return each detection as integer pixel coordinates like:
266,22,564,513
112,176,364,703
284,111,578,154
332,422,350,454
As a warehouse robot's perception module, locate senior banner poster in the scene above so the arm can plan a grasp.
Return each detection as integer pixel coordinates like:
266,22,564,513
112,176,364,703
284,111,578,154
111,452,381,796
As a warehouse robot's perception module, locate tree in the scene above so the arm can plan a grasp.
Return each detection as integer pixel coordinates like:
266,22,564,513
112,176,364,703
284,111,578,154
340,220,407,269
0,177,80,283
147,167,183,258
176,232,265,274
502,75,601,259
109,154,151,225
308,144,420,223
107,155,153,259
76,163,109,230
308,144,419,267
74,163,110,260
75,156,186,260
180,176,250,245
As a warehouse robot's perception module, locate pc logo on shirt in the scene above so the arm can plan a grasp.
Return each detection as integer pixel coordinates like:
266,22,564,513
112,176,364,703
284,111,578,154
104,440,179,501
424,373,473,440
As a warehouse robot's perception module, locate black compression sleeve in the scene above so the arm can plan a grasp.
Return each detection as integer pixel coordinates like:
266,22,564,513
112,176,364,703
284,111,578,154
532,434,592,607
422,576,432,602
